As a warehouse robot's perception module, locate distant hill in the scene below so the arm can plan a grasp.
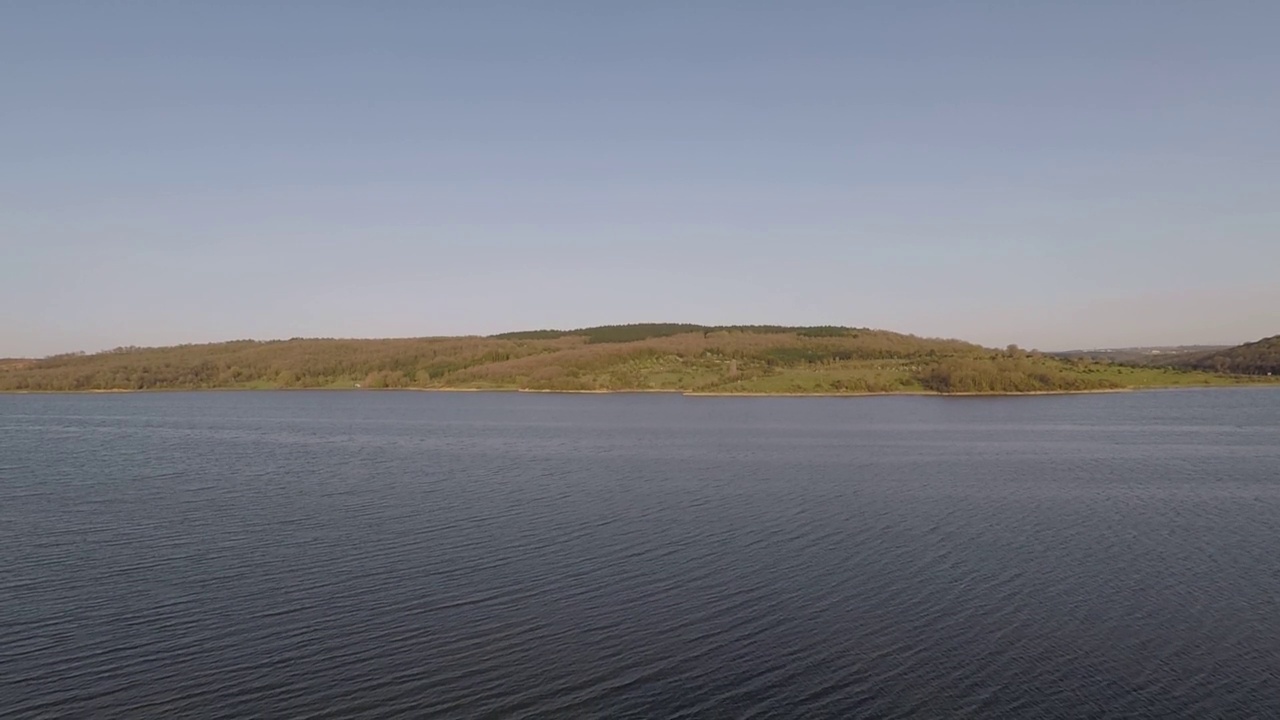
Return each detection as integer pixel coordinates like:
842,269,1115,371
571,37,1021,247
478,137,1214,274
1051,345,1230,365
492,323,873,343
1,325,1271,394
1168,335,1280,376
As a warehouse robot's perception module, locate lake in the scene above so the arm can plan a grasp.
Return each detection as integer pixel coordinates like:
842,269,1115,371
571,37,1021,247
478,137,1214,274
2,389,1278,718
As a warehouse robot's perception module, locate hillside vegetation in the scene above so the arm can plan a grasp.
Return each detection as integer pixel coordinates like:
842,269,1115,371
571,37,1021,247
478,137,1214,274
1167,335,1280,376
1,324,1269,394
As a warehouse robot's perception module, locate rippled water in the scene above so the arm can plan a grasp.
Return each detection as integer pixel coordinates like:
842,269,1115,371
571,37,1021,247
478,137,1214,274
2,389,1279,718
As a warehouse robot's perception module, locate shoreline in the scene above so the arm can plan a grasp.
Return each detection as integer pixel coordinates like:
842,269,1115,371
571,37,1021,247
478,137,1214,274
3,384,1277,398
680,388,1137,397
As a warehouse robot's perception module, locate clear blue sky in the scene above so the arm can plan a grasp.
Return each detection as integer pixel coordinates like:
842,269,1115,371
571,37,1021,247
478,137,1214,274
3,2,1277,357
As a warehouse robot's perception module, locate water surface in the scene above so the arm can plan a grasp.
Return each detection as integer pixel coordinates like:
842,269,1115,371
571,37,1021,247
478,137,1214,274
2,389,1279,718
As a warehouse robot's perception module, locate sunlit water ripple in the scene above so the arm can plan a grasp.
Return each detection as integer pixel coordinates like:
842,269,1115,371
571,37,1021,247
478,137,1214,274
2,389,1279,718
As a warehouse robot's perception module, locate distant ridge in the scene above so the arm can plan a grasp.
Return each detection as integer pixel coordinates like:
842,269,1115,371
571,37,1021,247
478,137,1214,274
2,325,1276,394
492,323,885,344
1050,345,1230,364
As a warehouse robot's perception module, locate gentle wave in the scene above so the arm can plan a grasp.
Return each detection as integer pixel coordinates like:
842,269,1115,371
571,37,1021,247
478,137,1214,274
2,389,1279,718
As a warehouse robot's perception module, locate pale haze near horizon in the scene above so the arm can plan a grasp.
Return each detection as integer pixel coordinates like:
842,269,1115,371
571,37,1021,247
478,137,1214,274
3,2,1277,358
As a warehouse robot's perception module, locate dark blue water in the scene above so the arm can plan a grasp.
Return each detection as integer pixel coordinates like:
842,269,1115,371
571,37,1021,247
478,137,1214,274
2,389,1279,718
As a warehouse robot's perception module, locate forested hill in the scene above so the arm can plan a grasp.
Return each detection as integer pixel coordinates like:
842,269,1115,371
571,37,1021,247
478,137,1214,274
1168,335,1280,376
0,324,1264,394
491,324,882,343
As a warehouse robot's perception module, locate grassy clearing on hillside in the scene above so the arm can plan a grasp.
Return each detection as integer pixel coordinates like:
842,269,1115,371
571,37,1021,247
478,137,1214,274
1082,365,1278,387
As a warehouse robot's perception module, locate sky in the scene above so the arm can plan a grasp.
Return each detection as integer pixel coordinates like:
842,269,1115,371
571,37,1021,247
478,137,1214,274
3,2,1278,357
